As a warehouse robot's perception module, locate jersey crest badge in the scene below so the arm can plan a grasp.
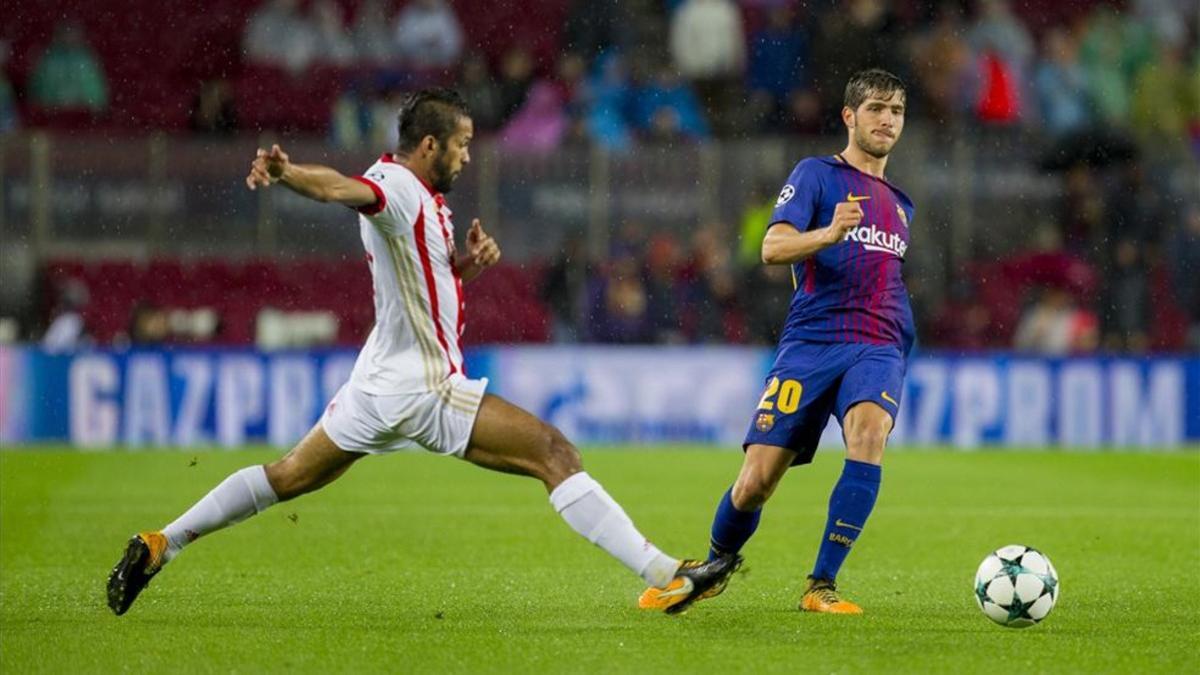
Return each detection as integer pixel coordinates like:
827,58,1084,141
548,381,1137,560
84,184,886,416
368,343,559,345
896,205,908,228
755,413,775,432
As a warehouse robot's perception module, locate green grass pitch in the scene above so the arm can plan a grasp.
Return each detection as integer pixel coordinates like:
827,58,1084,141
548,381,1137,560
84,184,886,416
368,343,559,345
2,447,1198,673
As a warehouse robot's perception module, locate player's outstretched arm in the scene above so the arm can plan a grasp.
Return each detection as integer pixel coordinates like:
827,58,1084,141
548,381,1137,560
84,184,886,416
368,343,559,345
761,200,863,265
455,219,501,283
245,144,377,209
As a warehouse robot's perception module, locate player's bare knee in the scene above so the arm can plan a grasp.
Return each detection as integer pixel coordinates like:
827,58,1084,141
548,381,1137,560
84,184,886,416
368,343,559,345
733,470,777,510
845,425,888,464
536,425,582,485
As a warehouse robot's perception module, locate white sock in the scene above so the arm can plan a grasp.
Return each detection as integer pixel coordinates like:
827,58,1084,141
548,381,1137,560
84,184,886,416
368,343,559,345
160,465,279,561
549,472,680,588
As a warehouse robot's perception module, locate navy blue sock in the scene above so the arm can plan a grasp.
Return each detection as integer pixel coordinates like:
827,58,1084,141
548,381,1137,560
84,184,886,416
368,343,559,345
811,459,882,581
707,487,762,560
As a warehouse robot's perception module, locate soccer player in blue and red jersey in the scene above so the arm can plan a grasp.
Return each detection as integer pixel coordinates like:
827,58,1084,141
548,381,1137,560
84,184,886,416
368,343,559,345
641,68,914,614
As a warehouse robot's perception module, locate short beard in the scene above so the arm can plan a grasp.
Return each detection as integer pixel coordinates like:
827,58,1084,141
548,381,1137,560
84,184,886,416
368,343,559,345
431,150,457,193
851,112,895,158
854,127,892,159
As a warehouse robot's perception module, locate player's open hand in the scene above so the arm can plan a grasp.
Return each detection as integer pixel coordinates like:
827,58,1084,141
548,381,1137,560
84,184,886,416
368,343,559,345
466,219,501,268
245,144,290,190
825,200,864,245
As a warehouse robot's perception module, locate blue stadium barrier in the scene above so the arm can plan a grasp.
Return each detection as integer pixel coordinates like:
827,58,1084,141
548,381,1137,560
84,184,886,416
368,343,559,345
1,345,1197,448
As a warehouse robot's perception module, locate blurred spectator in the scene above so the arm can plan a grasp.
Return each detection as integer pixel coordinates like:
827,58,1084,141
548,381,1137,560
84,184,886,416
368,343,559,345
1107,160,1161,252
1033,29,1090,138
563,0,622,59
682,225,737,343
1078,8,1151,125
1013,287,1098,354
1132,0,1191,51
368,88,408,149
969,0,1033,125
499,81,568,153
909,2,974,126
746,5,808,115
41,278,89,353
809,0,903,131
311,0,356,66
1101,239,1150,351
334,84,404,150
243,0,318,74
1130,44,1194,148
0,41,16,132
541,236,587,343
587,254,653,343
735,184,774,269
459,53,504,131
969,0,1034,75
1192,50,1200,160
189,80,237,134
1167,206,1200,351
670,0,745,134
555,52,589,117
353,0,397,65
586,52,634,152
330,84,375,149
554,52,591,146
497,48,536,122
393,0,464,70
780,88,824,134
128,302,171,345
669,0,745,80
633,66,709,142
29,21,109,112
739,264,793,345
1059,165,1104,253
929,278,998,351
644,234,686,344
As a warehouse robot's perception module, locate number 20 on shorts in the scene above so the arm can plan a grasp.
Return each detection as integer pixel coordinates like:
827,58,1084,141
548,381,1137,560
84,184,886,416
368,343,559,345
757,377,803,414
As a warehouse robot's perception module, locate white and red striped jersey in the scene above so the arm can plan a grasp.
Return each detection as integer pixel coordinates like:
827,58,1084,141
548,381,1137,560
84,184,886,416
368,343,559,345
347,154,467,394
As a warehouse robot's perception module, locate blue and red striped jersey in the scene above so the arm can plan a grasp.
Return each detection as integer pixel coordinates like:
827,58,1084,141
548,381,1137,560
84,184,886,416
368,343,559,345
769,155,915,354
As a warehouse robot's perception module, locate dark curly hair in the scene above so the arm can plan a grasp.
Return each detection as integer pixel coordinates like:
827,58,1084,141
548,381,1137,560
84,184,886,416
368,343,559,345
396,87,471,152
844,69,906,110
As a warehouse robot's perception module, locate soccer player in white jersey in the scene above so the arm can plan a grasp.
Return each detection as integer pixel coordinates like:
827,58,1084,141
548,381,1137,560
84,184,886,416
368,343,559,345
107,88,740,616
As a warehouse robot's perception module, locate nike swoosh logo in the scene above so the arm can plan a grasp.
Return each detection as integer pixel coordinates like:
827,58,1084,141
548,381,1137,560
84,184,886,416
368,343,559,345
881,391,898,406
835,519,863,532
656,577,695,599
846,193,871,202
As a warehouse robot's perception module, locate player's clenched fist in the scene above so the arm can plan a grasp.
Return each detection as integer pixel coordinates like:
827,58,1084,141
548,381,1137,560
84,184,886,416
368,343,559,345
466,219,501,267
245,144,291,190
824,201,864,245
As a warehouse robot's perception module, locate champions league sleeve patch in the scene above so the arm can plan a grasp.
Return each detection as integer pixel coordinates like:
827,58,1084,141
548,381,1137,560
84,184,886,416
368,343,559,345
776,184,795,206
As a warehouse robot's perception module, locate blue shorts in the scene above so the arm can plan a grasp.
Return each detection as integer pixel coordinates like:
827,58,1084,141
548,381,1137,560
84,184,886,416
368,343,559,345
743,342,906,465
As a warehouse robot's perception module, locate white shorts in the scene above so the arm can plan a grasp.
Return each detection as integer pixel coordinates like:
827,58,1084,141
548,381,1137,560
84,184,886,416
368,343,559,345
321,375,489,457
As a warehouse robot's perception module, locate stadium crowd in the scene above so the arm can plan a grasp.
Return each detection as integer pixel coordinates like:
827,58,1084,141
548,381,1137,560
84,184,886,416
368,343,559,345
6,0,1199,353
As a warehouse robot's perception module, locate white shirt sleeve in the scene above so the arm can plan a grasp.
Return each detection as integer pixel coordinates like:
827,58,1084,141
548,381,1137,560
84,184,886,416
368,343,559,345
352,162,422,236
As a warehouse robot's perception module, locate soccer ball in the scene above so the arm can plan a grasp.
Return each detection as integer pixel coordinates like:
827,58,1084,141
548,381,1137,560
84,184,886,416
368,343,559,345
974,545,1059,628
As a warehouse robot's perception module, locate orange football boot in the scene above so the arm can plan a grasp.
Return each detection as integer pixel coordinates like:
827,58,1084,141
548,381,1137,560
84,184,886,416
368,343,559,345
638,554,741,614
799,577,863,614
106,531,169,615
